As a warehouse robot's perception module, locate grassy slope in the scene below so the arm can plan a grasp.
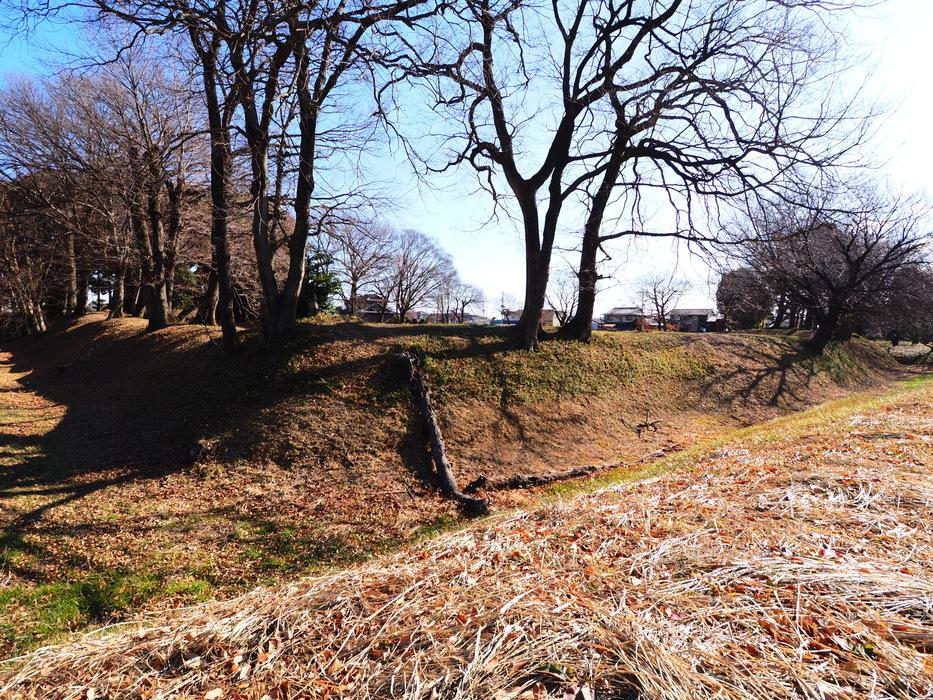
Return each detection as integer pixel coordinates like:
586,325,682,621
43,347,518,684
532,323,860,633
3,373,931,698
0,314,911,655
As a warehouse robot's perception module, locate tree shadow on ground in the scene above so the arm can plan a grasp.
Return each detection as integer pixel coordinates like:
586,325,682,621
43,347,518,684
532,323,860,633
0,317,522,540
0,320,247,529
695,333,901,412
697,336,819,408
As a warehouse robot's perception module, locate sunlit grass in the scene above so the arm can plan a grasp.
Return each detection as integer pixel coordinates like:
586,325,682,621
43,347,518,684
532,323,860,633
545,373,933,499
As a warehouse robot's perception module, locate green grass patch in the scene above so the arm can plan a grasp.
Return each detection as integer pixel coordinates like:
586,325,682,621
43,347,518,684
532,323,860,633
0,571,213,655
232,519,373,575
0,531,41,570
397,331,716,406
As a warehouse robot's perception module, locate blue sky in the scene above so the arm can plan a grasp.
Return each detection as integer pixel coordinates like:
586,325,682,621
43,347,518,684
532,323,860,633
386,0,933,312
2,0,930,314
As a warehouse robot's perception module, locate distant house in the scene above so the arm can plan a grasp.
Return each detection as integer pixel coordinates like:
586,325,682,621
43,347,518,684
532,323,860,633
602,306,643,330
351,294,393,323
423,312,491,325
668,308,718,332
498,308,557,326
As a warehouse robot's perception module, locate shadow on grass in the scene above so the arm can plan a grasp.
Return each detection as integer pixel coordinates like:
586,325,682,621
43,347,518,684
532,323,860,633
0,318,520,538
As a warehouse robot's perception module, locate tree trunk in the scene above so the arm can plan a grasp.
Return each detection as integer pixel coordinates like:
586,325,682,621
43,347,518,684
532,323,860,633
135,286,149,318
164,180,182,313
29,299,47,334
514,194,549,350
560,121,630,342
12,277,46,334
128,165,160,325
194,31,237,351
22,295,46,334
142,157,171,331
75,273,89,316
109,265,125,319
770,293,787,329
64,230,78,315
197,268,219,325
559,257,596,342
258,40,317,346
348,281,358,316
807,303,842,353
239,89,278,343
127,269,142,316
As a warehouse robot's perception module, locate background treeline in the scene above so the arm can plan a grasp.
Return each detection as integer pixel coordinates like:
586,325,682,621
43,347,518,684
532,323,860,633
715,190,933,350
0,53,483,339
0,0,929,353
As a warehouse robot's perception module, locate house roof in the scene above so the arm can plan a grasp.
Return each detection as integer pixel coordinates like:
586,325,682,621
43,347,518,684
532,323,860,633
504,308,556,315
605,306,642,315
670,308,716,317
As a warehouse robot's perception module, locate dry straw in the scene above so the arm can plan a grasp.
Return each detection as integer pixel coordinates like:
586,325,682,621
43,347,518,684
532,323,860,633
2,410,932,699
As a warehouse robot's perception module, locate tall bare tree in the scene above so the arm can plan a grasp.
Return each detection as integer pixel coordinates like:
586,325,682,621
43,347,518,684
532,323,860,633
400,0,872,347
638,275,689,331
547,269,578,328
331,221,393,315
375,228,453,322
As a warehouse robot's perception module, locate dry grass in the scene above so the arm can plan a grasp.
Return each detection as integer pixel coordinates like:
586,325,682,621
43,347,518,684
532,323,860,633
2,380,931,699
0,315,914,656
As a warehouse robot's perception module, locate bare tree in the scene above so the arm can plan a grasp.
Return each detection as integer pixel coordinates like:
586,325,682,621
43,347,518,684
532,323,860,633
0,48,210,333
547,269,578,328
204,0,438,344
431,269,461,322
101,56,204,330
863,265,933,344
0,186,58,334
9,0,442,347
730,186,931,352
436,277,484,322
375,228,452,322
399,0,872,348
716,268,774,330
638,275,689,331
0,78,100,319
451,282,484,322
331,221,393,315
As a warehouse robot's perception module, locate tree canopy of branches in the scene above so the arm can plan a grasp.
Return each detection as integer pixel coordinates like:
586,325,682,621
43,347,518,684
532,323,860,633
331,222,394,316
546,269,579,328
863,265,933,344
637,275,689,331
398,0,871,347
374,229,453,322
434,275,484,323
6,0,443,347
0,0,912,357
728,187,931,352
0,57,224,332
716,268,774,330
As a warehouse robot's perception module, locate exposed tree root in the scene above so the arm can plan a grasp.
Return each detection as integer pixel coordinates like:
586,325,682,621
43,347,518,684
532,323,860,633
465,445,680,493
401,351,489,514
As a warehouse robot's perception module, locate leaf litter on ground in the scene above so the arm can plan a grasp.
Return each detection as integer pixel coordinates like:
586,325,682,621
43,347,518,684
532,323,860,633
1,384,932,699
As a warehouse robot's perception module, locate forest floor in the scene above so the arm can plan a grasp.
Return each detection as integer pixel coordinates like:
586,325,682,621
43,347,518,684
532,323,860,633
2,364,931,698
0,314,921,657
